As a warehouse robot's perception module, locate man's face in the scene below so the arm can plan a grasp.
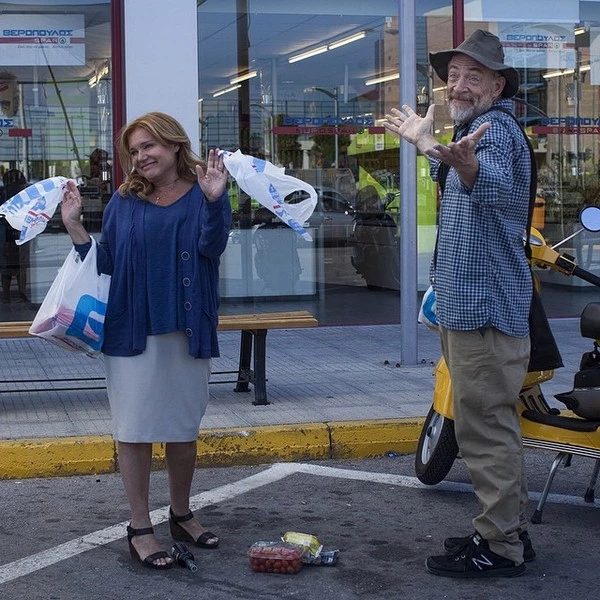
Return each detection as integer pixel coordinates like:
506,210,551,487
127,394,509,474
446,54,505,124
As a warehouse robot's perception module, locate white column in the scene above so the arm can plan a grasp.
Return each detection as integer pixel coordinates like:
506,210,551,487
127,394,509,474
122,0,199,152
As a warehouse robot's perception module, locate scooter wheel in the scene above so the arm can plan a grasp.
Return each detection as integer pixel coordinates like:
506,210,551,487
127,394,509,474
415,406,459,485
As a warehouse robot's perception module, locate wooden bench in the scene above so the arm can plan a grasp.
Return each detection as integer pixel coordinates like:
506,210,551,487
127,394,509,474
0,310,318,405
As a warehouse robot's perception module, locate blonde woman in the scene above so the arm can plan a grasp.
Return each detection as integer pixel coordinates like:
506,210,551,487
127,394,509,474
61,112,231,569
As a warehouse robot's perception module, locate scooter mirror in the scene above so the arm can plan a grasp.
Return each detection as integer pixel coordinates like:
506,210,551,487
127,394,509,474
579,205,600,232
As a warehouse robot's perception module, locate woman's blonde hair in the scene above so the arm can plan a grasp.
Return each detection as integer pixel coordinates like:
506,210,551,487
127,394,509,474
115,111,206,199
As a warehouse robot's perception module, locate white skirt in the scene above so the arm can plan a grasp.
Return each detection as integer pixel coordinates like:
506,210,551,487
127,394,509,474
104,332,211,443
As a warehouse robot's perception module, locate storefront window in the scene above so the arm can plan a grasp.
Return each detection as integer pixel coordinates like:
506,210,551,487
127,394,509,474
198,0,600,323
457,1,600,314
0,1,112,319
197,0,451,325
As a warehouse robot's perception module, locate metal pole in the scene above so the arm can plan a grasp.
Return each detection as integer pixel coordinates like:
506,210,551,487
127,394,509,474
334,86,339,168
305,87,338,167
399,0,418,365
17,83,29,181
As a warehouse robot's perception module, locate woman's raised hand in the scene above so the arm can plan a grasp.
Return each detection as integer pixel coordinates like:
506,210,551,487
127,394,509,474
196,148,228,202
61,180,90,244
61,180,83,228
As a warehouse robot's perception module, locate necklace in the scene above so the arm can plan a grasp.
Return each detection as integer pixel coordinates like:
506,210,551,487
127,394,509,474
153,178,180,204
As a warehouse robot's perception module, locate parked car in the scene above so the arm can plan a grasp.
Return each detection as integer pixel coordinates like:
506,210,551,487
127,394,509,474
285,187,354,246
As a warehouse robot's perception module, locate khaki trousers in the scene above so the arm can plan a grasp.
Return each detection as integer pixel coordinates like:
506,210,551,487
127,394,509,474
440,326,530,565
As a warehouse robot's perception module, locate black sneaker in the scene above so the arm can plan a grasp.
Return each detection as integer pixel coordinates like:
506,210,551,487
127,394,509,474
443,531,536,562
426,534,526,578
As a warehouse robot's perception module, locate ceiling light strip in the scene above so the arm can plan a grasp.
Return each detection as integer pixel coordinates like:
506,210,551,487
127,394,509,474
213,84,241,98
328,30,366,50
229,70,258,84
365,72,399,86
288,45,328,64
288,30,367,64
542,69,575,79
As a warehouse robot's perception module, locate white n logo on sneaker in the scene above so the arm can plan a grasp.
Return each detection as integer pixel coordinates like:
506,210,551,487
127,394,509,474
471,555,494,570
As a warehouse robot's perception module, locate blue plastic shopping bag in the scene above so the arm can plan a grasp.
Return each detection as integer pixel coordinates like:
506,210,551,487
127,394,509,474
418,285,438,332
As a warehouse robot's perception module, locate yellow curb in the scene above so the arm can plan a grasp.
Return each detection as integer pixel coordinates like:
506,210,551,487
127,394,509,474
196,423,332,466
329,418,424,459
0,436,115,479
0,419,425,479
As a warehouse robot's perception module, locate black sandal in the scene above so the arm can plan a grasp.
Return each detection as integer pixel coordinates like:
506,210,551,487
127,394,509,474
127,524,174,569
169,507,219,549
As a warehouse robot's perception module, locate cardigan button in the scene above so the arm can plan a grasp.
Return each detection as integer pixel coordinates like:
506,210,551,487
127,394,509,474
181,251,190,261
185,328,193,337
182,277,191,287
184,301,192,311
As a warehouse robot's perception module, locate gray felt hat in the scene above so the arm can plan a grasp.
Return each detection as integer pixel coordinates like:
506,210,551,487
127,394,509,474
429,29,519,98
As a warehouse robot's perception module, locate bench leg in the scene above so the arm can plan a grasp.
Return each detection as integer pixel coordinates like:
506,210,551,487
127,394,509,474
252,329,269,405
234,330,253,393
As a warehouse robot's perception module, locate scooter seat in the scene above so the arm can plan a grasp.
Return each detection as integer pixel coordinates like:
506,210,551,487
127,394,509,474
580,302,600,339
521,409,600,432
555,387,600,420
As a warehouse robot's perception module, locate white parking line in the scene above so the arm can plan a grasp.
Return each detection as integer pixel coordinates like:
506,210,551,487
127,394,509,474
295,462,600,509
0,465,291,585
0,462,596,584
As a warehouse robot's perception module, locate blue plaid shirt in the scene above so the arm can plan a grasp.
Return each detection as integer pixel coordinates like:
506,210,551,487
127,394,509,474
429,98,532,337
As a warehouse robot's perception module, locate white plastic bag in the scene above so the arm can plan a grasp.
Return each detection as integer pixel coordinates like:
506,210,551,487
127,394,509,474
0,176,75,245
418,285,439,332
221,150,317,241
29,237,111,357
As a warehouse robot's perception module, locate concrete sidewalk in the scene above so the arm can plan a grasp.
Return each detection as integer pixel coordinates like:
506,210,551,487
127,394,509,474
0,318,589,478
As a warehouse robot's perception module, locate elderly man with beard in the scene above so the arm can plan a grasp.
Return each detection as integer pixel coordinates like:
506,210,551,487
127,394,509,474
384,29,534,578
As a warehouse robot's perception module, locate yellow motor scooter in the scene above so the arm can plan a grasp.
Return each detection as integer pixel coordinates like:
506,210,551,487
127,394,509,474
415,206,600,523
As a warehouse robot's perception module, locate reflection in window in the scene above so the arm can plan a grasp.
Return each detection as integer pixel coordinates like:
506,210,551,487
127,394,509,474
199,1,447,322
0,2,112,320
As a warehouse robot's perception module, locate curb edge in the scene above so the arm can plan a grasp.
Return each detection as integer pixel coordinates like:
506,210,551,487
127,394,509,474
0,418,424,479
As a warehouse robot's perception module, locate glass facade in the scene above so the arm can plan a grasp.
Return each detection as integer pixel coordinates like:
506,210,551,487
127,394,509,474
197,1,445,325
2,1,599,327
0,0,112,319
438,4,600,317
198,0,600,325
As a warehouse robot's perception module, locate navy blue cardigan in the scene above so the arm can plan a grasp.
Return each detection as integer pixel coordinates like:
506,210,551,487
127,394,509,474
91,183,231,358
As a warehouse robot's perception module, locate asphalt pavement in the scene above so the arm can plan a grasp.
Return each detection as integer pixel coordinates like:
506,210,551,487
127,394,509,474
0,455,599,599
1,319,600,598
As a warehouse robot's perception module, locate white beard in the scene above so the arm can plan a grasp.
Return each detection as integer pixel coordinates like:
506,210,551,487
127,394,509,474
448,102,476,124
448,97,495,125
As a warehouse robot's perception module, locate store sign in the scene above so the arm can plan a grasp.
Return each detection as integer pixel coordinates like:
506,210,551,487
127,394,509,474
8,128,32,137
533,126,600,134
273,126,385,135
283,116,376,127
499,23,575,69
276,115,382,135
0,14,85,66
532,116,600,135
